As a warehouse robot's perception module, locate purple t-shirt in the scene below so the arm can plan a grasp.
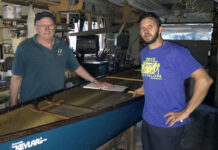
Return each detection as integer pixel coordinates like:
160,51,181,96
140,41,202,128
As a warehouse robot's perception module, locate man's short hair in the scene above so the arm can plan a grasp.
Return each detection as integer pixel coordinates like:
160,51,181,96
34,11,56,24
138,12,161,27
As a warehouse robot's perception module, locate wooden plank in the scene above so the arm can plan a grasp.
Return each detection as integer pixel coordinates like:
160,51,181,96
128,90,144,95
114,3,139,23
130,126,136,150
31,108,70,120
48,104,93,117
87,13,92,31
38,99,64,111
2,0,58,6
2,0,48,9
0,104,63,136
78,9,119,18
96,125,136,150
91,92,132,109
48,0,83,12
106,76,143,82
30,0,59,5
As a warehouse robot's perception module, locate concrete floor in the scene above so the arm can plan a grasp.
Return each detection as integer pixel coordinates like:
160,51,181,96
135,104,218,150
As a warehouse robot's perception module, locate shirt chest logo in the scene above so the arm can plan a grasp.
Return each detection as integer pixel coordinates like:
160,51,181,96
57,48,63,56
141,57,162,80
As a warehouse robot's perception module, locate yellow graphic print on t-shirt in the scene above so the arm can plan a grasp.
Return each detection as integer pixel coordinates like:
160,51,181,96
141,57,162,80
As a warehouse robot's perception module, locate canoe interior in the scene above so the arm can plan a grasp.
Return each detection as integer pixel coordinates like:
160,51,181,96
0,68,143,143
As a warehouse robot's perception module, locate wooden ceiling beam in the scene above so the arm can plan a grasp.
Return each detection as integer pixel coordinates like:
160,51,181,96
48,0,83,12
114,2,139,23
2,0,47,9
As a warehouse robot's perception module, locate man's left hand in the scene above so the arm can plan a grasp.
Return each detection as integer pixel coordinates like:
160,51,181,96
164,110,189,127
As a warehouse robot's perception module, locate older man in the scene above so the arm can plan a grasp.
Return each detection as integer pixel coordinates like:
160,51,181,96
10,11,111,106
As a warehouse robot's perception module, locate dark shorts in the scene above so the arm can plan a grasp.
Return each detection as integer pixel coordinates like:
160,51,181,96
142,120,185,150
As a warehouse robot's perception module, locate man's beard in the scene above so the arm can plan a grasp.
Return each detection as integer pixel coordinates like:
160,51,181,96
144,28,159,44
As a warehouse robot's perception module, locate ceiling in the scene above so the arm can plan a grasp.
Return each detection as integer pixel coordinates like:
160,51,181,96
77,0,215,23
106,0,215,23
3,0,216,23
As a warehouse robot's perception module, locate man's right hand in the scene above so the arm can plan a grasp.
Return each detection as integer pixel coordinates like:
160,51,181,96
133,86,144,97
10,75,22,107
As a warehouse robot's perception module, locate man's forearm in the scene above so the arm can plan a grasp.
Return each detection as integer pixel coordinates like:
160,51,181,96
75,66,95,83
184,71,213,115
10,76,22,106
75,66,113,88
164,68,213,127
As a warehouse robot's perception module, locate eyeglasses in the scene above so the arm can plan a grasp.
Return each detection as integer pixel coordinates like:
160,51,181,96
36,24,56,30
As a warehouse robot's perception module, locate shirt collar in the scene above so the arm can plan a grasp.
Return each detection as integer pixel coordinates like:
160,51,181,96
33,34,60,48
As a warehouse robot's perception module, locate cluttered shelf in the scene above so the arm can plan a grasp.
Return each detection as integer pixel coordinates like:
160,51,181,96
56,29,72,32
1,26,27,30
2,18,27,29
0,59,12,92
2,18,26,22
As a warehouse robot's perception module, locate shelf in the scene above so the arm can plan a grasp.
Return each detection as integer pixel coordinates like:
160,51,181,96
56,29,72,32
56,23,73,26
2,53,14,60
3,52,14,55
2,18,27,22
2,26,27,30
1,0,49,9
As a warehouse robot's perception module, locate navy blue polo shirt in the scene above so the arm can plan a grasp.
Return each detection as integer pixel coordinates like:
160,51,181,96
12,35,80,103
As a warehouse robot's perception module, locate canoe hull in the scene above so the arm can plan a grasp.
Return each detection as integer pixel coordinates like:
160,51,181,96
1,98,144,150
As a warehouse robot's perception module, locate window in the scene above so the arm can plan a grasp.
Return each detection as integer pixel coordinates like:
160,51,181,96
162,23,213,41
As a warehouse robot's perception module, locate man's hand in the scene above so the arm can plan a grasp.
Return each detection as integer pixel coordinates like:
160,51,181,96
75,66,114,88
164,110,189,127
133,86,144,97
94,80,114,88
165,68,213,127
10,75,22,107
